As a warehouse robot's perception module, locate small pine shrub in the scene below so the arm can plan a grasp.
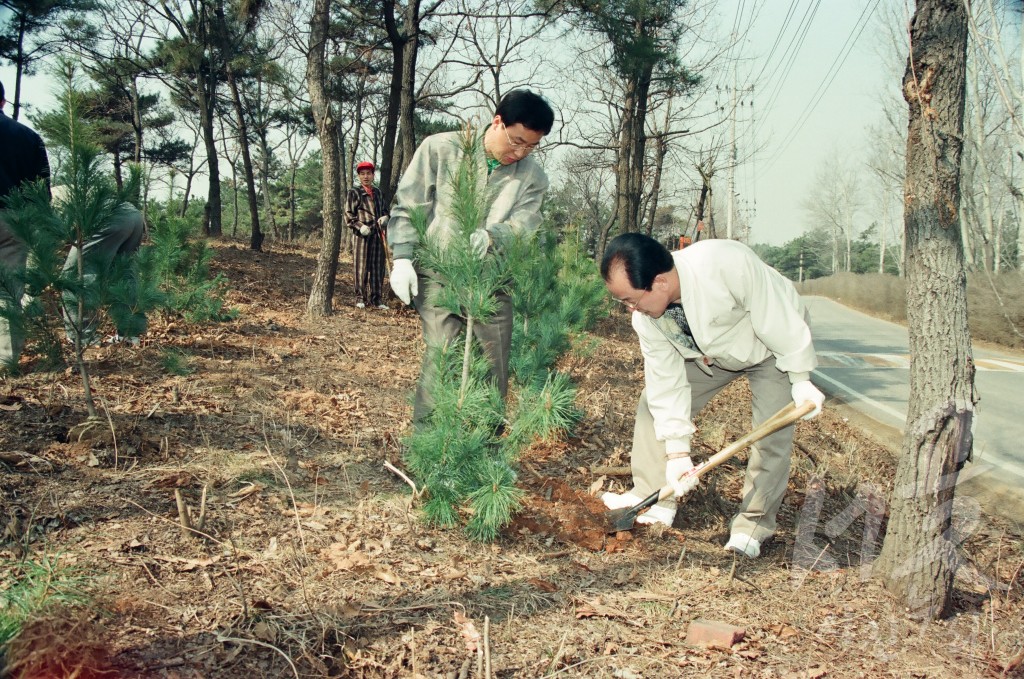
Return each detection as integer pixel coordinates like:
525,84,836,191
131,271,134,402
142,209,237,322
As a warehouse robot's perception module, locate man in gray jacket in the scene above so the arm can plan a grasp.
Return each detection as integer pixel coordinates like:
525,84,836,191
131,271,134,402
600,233,825,558
388,90,555,423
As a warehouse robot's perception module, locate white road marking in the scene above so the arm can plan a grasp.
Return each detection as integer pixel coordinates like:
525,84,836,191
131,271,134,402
812,368,907,424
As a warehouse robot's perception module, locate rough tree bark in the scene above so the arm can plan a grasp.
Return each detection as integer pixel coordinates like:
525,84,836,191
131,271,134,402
305,0,344,316
875,0,977,620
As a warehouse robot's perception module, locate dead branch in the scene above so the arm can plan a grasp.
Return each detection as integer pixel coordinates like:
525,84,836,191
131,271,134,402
174,484,208,539
384,459,421,498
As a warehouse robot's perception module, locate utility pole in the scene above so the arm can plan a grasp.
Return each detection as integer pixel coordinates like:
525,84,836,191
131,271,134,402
727,65,737,240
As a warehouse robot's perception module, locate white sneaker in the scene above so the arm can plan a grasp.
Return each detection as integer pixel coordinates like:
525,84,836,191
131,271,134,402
377,304,389,310
636,504,676,527
600,491,644,510
355,302,366,309
724,533,761,558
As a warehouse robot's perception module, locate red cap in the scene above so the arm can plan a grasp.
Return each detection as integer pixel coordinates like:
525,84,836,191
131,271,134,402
356,161,375,172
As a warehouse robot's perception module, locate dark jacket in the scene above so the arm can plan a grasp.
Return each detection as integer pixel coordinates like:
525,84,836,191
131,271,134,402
0,110,50,204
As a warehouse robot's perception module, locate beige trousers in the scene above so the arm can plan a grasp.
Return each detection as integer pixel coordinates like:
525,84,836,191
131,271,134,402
629,357,795,542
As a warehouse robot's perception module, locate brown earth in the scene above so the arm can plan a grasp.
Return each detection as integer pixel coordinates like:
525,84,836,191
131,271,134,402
1,242,1022,678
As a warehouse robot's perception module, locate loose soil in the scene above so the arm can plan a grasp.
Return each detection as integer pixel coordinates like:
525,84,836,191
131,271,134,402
1,242,1022,678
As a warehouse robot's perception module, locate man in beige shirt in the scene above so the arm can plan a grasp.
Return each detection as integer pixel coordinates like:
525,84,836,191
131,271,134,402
601,233,825,558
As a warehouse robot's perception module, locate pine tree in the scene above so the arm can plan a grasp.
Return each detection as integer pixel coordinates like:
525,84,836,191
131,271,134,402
0,63,159,417
401,130,608,541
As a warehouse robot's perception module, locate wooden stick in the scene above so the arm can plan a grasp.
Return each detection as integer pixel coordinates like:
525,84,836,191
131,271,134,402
484,615,491,679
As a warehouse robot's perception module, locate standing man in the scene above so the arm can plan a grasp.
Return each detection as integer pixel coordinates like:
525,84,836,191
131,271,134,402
388,90,555,423
600,233,825,558
0,79,50,370
345,160,390,310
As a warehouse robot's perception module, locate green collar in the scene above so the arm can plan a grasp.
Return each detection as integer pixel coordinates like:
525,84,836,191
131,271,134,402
486,157,501,175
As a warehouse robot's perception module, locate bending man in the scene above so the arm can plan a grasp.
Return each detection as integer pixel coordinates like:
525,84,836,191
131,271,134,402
600,233,824,558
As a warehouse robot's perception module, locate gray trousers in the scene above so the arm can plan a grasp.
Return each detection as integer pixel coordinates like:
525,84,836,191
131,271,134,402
412,272,513,424
0,205,144,365
630,357,794,542
61,205,145,333
0,214,26,366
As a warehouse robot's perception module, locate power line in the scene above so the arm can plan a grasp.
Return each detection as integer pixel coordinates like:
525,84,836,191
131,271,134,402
760,0,883,174
753,0,823,140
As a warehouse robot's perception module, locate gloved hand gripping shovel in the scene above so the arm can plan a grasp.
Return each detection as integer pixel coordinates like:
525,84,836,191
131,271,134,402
605,401,814,533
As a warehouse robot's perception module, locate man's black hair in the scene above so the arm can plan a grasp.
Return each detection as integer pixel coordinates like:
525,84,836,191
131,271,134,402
600,232,674,291
495,90,554,135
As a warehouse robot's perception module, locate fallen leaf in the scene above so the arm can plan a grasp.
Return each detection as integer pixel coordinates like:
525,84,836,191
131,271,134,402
528,577,558,593
589,475,607,495
373,567,401,585
453,611,480,652
252,621,277,643
575,598,630,620
228,483,264,499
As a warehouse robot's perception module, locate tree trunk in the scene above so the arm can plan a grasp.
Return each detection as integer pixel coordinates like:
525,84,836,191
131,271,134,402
875,0,976,620
226,68,264,251
305,0,344,317
130,77,144,163
11,14,26,120
259,133,278,239
197,82,222,236
644,136,666,236
398,7,420,180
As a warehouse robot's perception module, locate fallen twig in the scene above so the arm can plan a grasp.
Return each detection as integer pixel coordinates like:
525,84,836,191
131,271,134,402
384,459,421,498
174,484,208,539
216,634,299,679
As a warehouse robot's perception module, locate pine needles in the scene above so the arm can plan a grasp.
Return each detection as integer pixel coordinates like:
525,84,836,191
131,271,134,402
400,127,606,541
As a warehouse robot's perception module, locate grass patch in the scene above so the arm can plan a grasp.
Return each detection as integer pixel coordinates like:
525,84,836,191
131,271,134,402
797,271,1024,350
0,556,95,648
160,347,193,376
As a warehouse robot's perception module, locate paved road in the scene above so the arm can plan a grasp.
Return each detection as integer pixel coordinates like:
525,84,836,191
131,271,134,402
804,296,1024,492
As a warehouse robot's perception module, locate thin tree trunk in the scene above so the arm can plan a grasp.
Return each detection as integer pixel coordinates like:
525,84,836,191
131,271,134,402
875,0,976,620
226,69,264,251
305,0,344,317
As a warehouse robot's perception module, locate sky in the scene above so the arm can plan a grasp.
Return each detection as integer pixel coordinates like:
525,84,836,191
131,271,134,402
0,1,903,248
717,0,902,246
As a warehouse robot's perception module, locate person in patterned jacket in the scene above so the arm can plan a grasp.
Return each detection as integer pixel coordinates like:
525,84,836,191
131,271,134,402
345,160,390,309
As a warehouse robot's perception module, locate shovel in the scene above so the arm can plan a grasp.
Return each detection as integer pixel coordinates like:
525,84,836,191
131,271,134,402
605,401,815,533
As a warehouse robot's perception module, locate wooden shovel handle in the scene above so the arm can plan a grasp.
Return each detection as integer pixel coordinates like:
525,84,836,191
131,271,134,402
656,400,815,503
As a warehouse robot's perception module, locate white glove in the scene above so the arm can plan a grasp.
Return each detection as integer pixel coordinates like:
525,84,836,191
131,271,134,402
469,228,490,259
666,455,699,498
359,225,371,237
390,258,418,305
791,380,825,420
377,215,389,227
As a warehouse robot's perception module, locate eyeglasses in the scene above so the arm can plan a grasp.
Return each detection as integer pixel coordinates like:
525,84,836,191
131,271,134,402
501,121,542,155
613,288,648,310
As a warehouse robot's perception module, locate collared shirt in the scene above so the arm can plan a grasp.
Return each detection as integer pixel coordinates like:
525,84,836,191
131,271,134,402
632,239,817,448
387,130,549,261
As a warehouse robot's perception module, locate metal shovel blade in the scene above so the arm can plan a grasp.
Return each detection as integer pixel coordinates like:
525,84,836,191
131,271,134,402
602,401,814,534
605,488,662,533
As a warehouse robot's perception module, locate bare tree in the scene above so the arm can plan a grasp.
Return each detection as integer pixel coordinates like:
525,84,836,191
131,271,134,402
305,0,344,316
875,0,977,620
801,152,863,273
